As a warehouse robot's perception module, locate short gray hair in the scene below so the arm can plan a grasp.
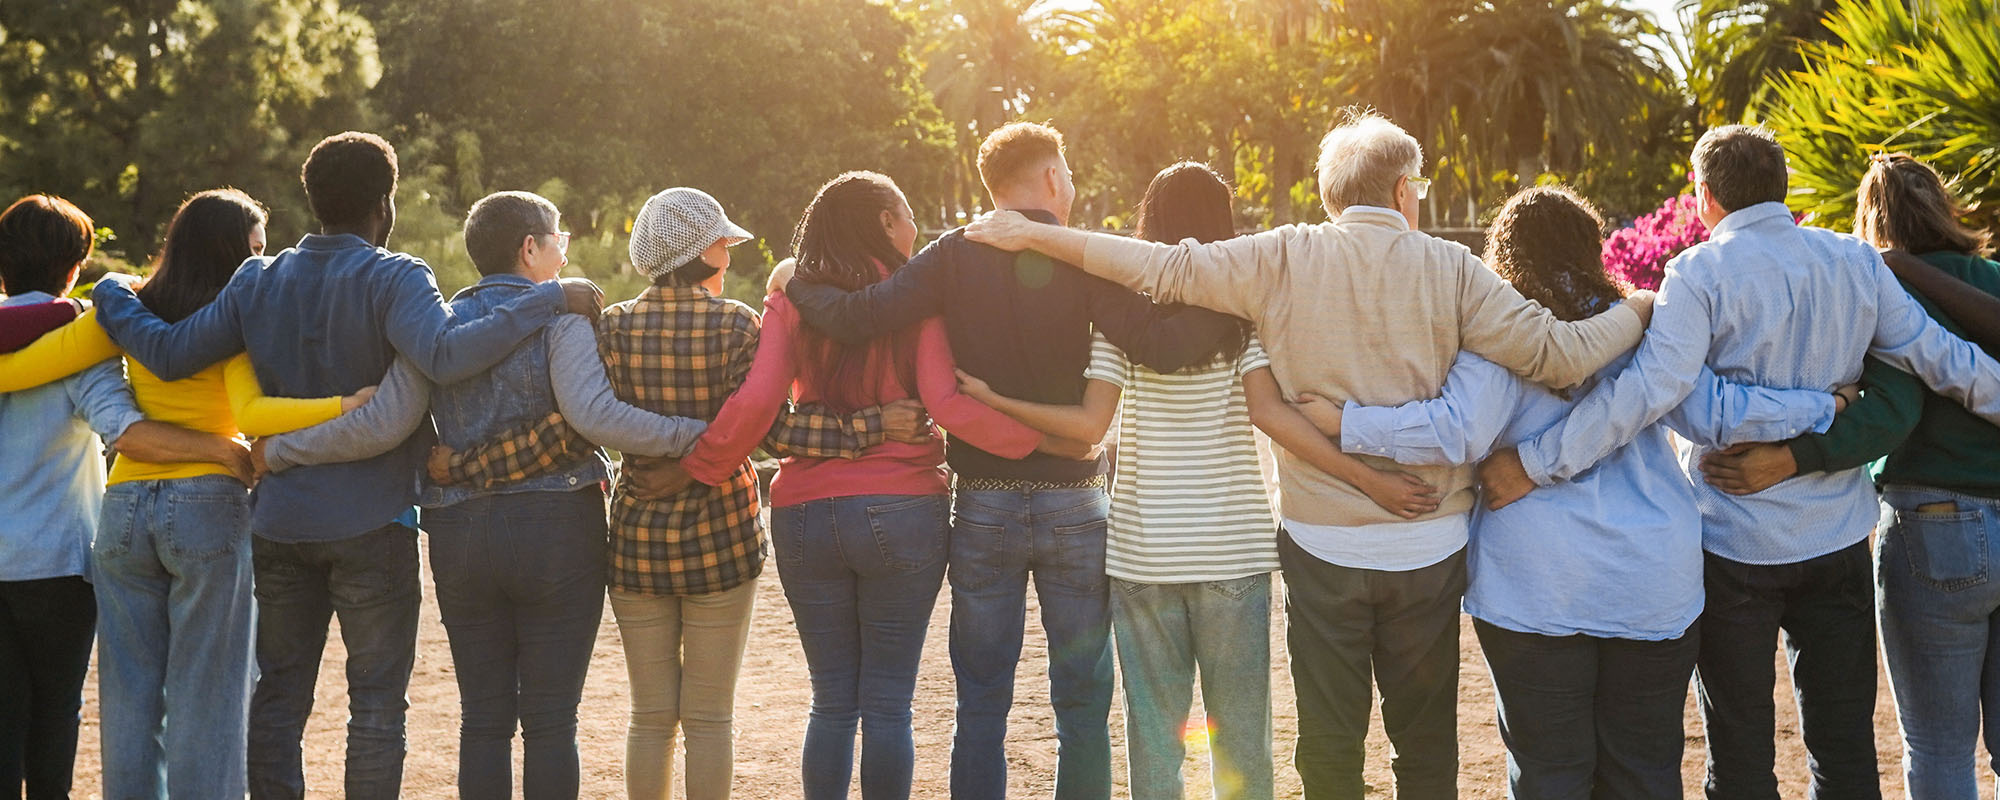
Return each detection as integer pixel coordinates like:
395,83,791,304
1316,112,1423,212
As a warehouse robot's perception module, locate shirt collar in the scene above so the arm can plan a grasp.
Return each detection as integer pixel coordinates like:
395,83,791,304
297,232,376,251
1336,205,1412,231
641,283,714,304
0,290,55,308
1004,207,1061,226
1710,201,1794,237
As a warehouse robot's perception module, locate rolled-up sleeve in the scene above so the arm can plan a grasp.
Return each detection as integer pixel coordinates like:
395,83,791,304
68,360,145,444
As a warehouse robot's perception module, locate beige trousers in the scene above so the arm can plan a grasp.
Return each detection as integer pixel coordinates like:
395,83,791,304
609,578,758,800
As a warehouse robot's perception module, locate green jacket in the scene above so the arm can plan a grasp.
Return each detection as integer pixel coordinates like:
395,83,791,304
1786,250,2000,497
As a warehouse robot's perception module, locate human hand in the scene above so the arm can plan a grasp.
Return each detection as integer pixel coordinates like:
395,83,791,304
962,210,1038,252
1358,469,1442,520
1622,290,1657,328
1476,449,1537,510
342,385,378,413
1832,383,1861,412
1294,392,1343,437
623,455,694,500
883,398,933,444
427,445,457,485
954,369,996,403
1699,442,1797,495
767,258,797,295
560,277,604,321
219,437,256,487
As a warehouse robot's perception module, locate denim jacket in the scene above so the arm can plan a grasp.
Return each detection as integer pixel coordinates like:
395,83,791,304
422,275,608,507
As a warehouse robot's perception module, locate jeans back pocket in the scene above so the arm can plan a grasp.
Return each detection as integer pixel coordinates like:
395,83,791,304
867,495,948,573
1894,502,1992,593
165,490,250,564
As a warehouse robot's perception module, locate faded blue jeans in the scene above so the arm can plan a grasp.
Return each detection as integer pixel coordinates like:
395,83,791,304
423,486,606,800
773,494,948,800
1878,485,2000,800
93,474,257,800
948,486,1114,800
1111,574,1274,800
246,522,421,800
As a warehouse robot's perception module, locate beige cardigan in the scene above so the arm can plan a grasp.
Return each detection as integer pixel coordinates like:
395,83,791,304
1080,206,1645,527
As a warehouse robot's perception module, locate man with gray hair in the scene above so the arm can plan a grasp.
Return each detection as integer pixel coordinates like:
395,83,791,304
965,111,1653,799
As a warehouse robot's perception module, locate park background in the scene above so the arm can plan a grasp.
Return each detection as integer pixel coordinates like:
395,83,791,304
6,0,1998,796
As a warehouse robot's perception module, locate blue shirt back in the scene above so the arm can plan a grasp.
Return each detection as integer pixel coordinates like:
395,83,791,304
1517,203,2000,564
92,234,565,542
1342,347,1834,639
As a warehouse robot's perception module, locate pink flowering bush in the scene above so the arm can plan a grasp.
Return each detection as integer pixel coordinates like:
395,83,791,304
1601,193,1708,290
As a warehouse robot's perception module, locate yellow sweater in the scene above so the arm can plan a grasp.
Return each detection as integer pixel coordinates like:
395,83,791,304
0,309,343,484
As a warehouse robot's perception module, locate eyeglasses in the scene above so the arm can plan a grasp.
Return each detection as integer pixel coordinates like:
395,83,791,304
1405,175,1432,200
540,231,572,254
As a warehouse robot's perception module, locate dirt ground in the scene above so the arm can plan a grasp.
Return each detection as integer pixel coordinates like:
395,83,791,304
71,547,1963,800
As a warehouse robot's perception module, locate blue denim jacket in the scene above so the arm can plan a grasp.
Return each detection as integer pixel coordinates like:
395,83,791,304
91,234,565,542
0,292,147,581
422,275,608,507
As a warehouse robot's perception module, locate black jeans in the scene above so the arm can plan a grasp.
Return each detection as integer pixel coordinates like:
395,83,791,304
0,577,95,800
1475,619,1698,800
424,487,606,800
246,523,422,800
1695,540,1881,800
1279,531,1463,800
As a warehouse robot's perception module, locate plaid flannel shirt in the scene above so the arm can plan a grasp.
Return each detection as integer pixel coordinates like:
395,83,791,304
442,285,886,596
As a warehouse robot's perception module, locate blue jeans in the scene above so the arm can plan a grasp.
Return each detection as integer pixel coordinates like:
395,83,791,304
772,494,948,800
424,487,606,800
1111,575,1274,800
93,475,256,800
1474,619,1698,800
246,522,421,800
948,486,1113,800
1878,485,2000,800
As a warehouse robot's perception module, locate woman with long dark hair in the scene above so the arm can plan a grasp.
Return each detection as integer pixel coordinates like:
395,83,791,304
1300,186,1843,799
0,188,367,798
672,171,1061,799
955,161,1439,800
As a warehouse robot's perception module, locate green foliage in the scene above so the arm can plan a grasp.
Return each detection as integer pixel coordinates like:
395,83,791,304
0,0,380,259
1764,0,2000,231
1683,0,1837,125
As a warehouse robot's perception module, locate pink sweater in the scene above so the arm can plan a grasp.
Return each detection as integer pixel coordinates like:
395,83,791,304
681,291,1043,506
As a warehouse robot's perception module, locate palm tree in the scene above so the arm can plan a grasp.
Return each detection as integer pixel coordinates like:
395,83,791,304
907,0,1062,223
1682,0,1839,124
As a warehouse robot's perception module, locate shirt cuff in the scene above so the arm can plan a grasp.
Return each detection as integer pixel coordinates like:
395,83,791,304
1803,394,1837,435
96,408,147,447
262,435,301,474
1338,401,1396,458
1518,438,1558,486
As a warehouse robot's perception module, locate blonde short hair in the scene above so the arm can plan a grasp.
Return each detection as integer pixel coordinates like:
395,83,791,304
1316,111,1423,212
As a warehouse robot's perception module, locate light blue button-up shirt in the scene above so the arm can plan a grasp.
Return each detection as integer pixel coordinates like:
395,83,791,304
1516,202,2000,564
0,291,147,582
1342,350,1834,639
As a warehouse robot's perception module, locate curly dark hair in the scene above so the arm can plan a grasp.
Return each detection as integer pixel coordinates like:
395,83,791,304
301,131,398,228
1483,186,1628,323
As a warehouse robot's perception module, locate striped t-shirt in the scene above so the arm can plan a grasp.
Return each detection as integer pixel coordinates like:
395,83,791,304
1086,332,1281,583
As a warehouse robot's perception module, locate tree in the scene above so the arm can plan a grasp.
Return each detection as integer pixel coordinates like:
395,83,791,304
1764,0,2000,231
1683,0,1839,124
0,0,381,258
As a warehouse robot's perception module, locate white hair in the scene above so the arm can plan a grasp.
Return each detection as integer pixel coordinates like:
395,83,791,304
1316,112,1423,212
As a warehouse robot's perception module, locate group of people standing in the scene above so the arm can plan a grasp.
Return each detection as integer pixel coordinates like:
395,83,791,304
0,111,1998,800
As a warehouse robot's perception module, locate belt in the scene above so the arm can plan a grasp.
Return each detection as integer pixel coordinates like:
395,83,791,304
955,475,1106,492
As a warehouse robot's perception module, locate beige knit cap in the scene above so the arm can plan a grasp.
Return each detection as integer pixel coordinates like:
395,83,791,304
629,187,753,279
